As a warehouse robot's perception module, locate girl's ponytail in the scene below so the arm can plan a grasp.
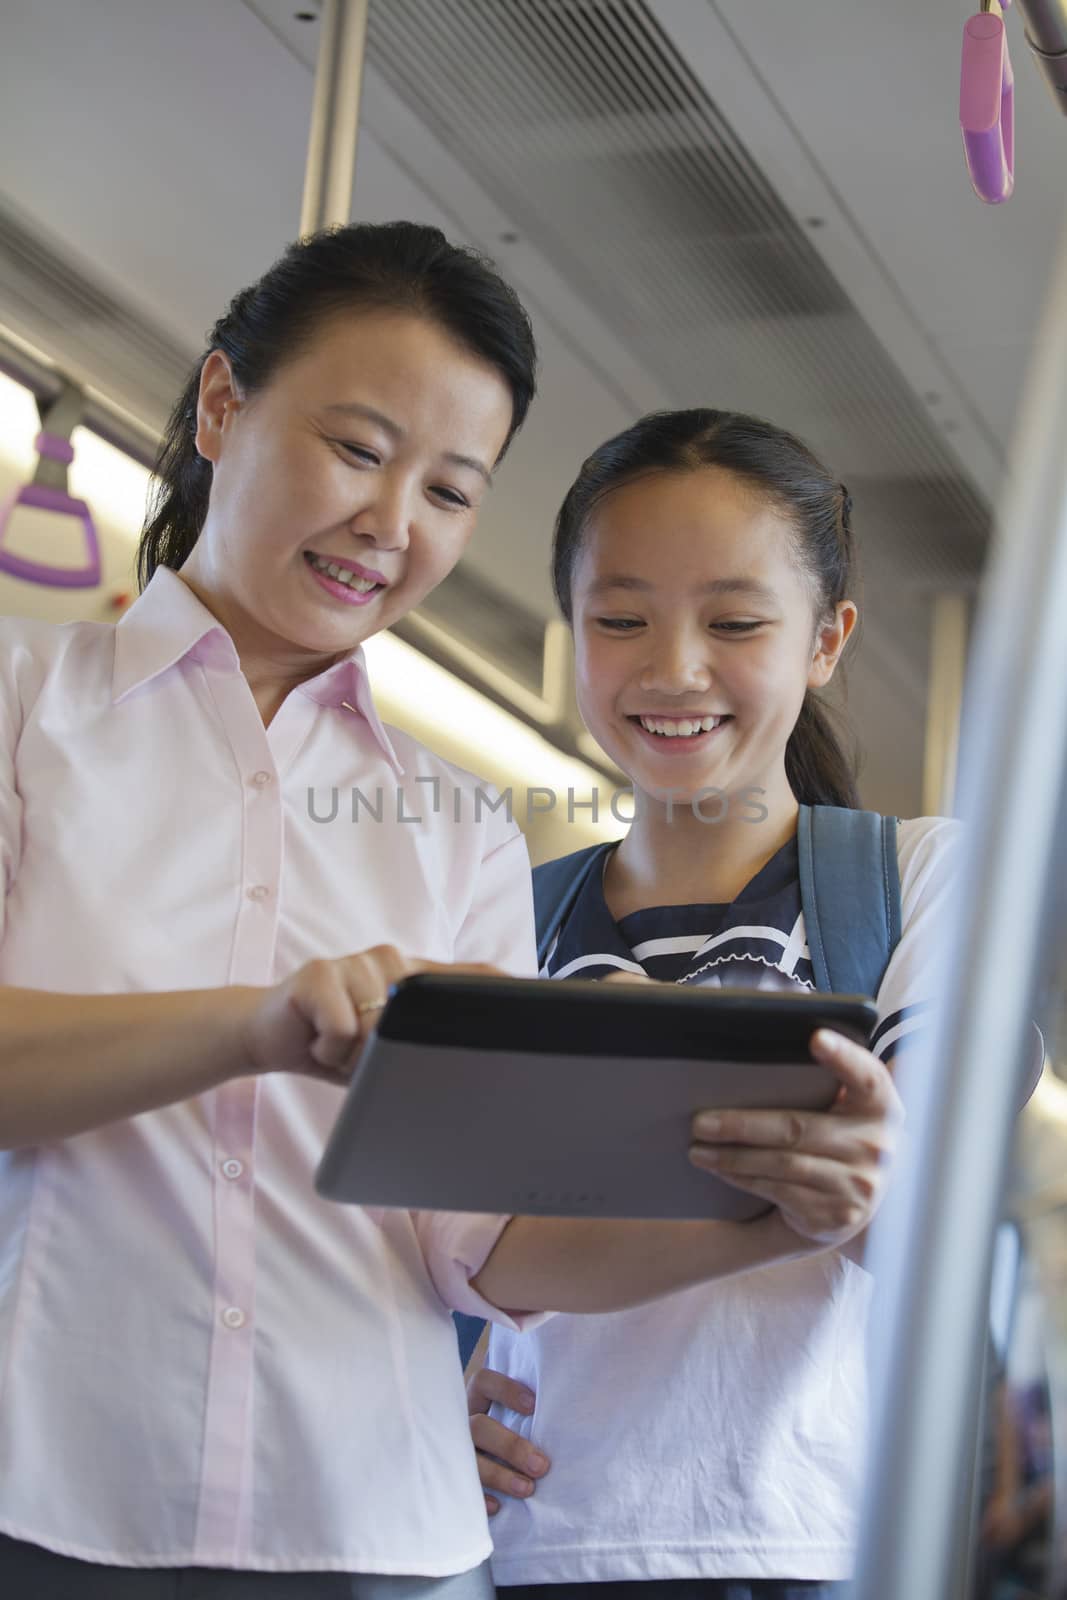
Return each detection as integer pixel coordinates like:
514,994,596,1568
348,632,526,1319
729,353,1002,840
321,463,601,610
785,694,860,809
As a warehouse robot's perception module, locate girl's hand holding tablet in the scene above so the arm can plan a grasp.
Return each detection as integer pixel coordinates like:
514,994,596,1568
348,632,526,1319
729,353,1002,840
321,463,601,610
689,1024,903,1250
601,967,904,1250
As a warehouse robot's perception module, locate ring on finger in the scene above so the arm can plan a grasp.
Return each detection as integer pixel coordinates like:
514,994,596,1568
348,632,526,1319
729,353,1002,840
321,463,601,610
355,996,388,1017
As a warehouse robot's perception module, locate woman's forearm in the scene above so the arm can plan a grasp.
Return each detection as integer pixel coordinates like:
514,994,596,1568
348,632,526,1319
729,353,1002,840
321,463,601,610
0,985,262,1149
473,1207,814,1315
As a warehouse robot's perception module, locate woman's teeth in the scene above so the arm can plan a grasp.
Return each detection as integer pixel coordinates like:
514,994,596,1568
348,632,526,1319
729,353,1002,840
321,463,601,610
306,552,379,592
638,715,723,737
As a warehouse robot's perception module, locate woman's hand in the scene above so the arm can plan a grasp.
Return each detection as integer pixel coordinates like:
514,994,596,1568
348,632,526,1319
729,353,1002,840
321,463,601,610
467,1364,550,1516
689,1028,903,1250
241,947,497,1083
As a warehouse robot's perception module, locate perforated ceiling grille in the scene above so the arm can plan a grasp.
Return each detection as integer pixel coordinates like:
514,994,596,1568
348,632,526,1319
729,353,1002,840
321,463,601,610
0,198,195,428
367,0,991,586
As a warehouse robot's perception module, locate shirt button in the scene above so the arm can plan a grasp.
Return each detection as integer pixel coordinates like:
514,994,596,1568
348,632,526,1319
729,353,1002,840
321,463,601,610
250,771,271,787
221,1158,244,1181
247,884,271,902
222,1306,246,1330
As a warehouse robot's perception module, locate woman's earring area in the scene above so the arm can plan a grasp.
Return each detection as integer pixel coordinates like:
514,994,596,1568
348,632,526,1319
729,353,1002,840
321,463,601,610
193,351,242,463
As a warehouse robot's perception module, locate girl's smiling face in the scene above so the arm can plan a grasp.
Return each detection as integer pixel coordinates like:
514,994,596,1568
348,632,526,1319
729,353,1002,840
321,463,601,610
570,467,856,807
183,307,515,672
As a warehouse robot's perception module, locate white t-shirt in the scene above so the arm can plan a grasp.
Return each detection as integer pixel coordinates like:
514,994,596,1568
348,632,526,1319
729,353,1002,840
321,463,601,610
486,817,958,1584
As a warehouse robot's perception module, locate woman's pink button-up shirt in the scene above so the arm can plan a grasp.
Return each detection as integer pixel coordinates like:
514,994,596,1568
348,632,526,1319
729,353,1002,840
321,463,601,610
0,568,538,1575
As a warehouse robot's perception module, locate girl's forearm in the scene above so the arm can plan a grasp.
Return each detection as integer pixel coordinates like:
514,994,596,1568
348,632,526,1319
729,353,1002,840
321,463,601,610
473,1207,813,1314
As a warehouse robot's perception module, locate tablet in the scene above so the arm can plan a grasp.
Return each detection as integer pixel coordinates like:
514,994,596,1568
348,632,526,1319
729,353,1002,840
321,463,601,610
315,975,877,1222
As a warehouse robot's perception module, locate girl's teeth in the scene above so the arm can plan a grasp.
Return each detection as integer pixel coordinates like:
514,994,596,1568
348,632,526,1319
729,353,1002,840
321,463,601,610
638,715,721,737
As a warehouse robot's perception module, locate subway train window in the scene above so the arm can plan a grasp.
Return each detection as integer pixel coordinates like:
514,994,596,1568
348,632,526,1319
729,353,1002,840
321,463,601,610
956,908,1067,1600
973,882,1067,1599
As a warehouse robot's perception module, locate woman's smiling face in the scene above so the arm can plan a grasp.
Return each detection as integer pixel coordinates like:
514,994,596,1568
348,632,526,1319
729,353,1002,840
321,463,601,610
570,467,853,806
183,307,515,668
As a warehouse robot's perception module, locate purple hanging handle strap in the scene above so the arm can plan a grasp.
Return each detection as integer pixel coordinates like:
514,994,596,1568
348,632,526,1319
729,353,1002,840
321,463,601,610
0,484,101,588
0,410,103,589
961,8,1016,204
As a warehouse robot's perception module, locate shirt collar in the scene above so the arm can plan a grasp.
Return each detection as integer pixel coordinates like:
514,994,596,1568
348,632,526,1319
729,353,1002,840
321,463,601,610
553,836,802,972
296,654,404,775
112,566,404,775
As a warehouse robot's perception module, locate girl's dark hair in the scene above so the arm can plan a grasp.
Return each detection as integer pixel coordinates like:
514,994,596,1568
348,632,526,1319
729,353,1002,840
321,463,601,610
553,408,859,809
137,221,537,589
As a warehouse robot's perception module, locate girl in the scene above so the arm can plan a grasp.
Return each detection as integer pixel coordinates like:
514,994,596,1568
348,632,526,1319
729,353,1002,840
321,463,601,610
468,409,960,1599
0,241,897,1599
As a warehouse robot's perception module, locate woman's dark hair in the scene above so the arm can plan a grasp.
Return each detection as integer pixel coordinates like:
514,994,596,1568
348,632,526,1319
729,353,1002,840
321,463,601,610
137,221,537,589
552,408,859,809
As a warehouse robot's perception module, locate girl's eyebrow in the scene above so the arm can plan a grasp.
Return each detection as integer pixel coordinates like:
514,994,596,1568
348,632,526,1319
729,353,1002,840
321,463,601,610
586,574,777,601
322,401,492,484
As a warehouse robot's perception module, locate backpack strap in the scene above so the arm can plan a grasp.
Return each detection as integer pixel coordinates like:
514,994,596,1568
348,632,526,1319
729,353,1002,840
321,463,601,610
533,842,615,969
797,804,902,997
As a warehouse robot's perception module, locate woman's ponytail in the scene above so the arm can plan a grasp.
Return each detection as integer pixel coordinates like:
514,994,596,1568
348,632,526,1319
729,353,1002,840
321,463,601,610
137,364,212,590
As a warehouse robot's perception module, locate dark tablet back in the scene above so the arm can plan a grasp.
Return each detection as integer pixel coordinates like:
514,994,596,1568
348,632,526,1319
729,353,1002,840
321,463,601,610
315,976,876,1222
